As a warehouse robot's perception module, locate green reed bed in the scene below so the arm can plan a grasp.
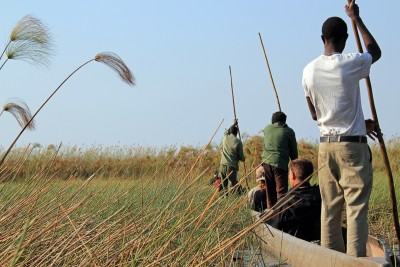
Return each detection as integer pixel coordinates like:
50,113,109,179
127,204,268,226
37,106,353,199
1,137,400,265
0,145,257,266
369,171,400,245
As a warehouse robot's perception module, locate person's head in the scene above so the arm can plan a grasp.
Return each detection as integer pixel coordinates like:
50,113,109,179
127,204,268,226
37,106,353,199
321,17,348,50
213,170,219,178
229,125,238,136
256,176,266,189
255,166,264,180
271,111,287,124
288,159,314,187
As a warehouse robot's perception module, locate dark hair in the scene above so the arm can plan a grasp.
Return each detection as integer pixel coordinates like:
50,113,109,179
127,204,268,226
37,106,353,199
322,17,348,43
289,159,314,181
271,111,287,124
229,125,238,136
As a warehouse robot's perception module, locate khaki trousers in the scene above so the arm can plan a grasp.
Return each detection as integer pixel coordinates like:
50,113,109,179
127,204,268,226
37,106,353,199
318,142,372,257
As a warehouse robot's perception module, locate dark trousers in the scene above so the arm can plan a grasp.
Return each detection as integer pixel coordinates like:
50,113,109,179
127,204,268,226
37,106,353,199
263,163,288,208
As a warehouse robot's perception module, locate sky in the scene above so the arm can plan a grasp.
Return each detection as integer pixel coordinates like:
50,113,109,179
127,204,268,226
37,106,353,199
0,1,398,150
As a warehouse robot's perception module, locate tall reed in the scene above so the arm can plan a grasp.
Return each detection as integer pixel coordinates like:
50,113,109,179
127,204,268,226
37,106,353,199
0,52,135,168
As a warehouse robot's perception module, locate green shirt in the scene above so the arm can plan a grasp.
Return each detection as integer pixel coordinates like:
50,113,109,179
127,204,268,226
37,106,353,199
219,128,245,169
261,123,298,171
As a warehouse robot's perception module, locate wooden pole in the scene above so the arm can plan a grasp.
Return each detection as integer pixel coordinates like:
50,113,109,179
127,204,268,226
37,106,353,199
229,66,240,139
258,32,282,112
348,0,400,245
228,66,249,190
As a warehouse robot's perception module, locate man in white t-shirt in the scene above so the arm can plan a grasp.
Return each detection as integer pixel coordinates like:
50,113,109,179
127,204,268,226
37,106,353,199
302,0,381,257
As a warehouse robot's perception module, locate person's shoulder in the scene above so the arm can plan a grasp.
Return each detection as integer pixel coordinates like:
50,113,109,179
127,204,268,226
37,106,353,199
298,186,321,199
303,55,323,71
264,124,273,132
283,125,296,134
342,52,372,63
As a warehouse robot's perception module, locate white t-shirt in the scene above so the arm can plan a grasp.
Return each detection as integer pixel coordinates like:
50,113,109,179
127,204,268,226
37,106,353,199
302,53,372,136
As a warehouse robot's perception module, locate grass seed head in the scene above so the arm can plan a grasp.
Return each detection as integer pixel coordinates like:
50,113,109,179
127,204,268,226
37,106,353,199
2,99,36,130
95,52,135,86
6,15,54,68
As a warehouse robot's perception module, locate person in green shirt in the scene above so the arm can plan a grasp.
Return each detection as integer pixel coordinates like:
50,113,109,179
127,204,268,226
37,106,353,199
262,111,298,208
219,120,245,194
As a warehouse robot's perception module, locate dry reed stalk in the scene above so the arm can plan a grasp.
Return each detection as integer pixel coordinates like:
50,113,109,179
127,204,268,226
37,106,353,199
123,167,210,254
0,52,135,169
61,206,101,265
32,217,91,266
131,174,221,265
193,187,220,230
0,144,61,212
0,175,54,224
205,197,248,232
0,15,53,70
147,201,202,263
102,207,162,260
0,207,78,264
58,207,126,263
146,246,184,267
174,197,249,263
178,119,224,188
0,144,32,182
0,99,36,130
21,194,91,249
9,147,35,183
134,210,190,261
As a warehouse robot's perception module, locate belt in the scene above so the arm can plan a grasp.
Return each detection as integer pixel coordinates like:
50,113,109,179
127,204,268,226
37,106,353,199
320,136,367,143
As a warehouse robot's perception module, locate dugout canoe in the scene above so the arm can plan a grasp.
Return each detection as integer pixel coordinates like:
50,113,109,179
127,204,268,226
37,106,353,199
251,211,392,267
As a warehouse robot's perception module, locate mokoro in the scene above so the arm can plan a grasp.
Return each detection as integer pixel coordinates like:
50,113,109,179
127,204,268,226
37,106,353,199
251,211,392,267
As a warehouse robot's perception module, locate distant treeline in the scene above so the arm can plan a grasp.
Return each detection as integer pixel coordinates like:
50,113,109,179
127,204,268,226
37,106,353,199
0,135,399,181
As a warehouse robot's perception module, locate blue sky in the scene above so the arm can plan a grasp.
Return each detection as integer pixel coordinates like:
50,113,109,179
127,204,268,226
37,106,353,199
0,1,398,149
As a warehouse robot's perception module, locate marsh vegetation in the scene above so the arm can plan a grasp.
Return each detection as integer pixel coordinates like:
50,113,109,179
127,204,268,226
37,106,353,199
0,136,399,265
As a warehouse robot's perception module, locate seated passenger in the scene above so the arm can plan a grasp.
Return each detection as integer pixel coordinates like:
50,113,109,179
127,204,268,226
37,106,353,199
249,175,267,212
265,158,321,242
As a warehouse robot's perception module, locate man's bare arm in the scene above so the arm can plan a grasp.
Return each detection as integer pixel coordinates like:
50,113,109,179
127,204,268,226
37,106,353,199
345,0,381,63
306,97,317,121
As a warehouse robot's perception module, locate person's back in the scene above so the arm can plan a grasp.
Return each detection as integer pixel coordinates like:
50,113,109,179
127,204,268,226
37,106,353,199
220,130,244,169
219,121,245,194
265,159,321,242
262,123,298,167
303,53,370,137
268,185,321,241
261,111,298,208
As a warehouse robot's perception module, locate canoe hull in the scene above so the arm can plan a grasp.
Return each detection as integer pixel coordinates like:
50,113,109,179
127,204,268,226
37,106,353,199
252,211,391,267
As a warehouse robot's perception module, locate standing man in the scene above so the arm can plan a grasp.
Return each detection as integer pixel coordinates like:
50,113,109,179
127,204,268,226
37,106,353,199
262,111,298,208
302,0,381,257
219,120,245,194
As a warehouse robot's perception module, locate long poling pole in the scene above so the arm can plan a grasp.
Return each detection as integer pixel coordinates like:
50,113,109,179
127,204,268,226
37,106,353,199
229,66,249,190
348,0,400,245
258,32,282,112
229,66,240,139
